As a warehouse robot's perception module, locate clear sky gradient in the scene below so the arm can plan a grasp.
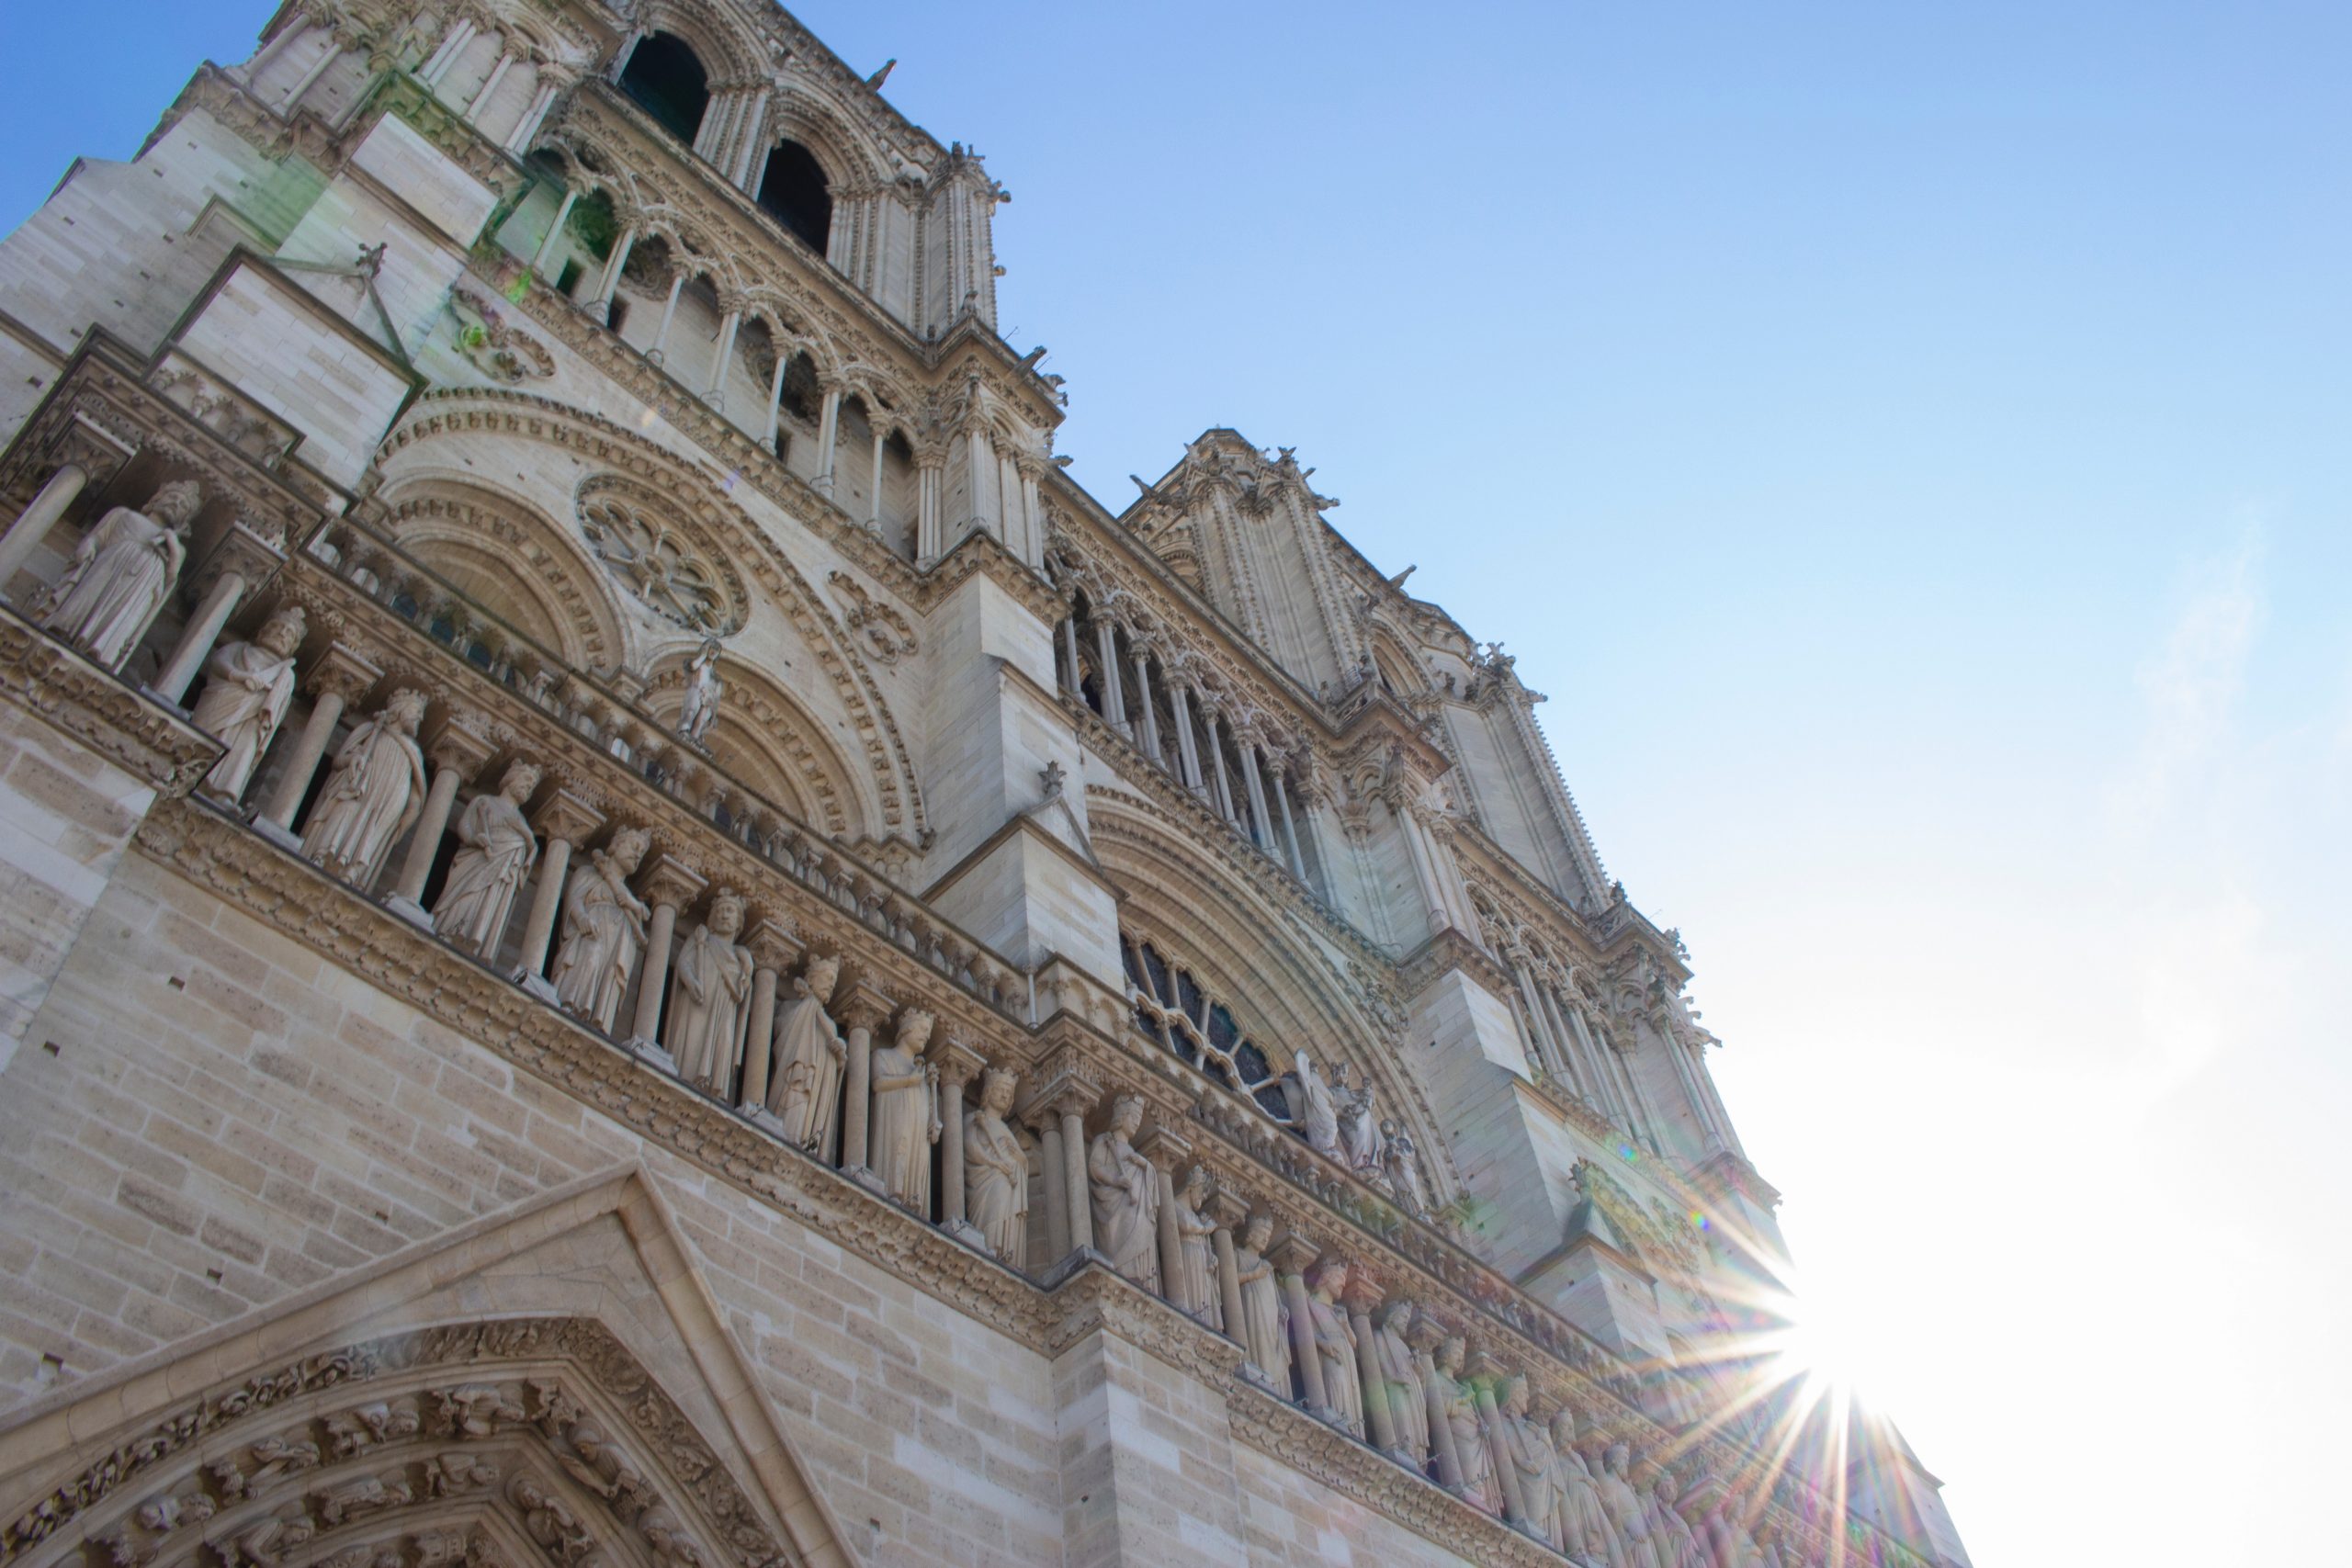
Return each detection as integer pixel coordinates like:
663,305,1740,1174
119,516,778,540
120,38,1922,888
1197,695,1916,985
4,4,2346,1562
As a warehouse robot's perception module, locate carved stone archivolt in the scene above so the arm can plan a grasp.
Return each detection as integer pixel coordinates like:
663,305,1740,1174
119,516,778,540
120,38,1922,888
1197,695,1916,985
575,475,746,637
0,1318,797,1568
823,570,915,666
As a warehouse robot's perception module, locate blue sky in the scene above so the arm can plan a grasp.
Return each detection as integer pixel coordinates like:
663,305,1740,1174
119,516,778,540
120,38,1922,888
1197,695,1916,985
5,4,2348,1561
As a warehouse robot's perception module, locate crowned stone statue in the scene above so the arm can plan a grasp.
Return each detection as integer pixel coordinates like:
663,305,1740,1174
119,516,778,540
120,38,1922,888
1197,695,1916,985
963,1066,1028,1263
300,688,427,887
41,478,199,671
431,761,543,959
1088,1093,1161,1288
192,603,304,805
665,886,754,1094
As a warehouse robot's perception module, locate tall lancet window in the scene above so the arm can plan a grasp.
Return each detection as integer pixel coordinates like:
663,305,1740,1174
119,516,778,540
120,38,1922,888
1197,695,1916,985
757,141,833,255
618,32,708,145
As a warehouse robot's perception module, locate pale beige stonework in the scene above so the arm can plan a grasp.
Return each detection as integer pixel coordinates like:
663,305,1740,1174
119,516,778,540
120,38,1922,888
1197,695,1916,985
0,3,1971,1565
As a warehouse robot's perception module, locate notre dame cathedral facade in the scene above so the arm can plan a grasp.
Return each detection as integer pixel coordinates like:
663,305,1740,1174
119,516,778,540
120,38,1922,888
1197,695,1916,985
0,4,1972,1566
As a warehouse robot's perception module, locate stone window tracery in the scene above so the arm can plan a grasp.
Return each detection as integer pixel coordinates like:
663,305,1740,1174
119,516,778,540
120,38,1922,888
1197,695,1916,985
577,487,735,635
1120,928,1287,1120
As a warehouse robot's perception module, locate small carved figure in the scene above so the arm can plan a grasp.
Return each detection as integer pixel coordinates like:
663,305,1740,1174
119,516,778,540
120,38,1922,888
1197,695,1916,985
324,1400,421,1459
300,688,427,886
243,1435,322,1489
558,1423,645,1509
1234,1212,1289,1387
1171,1166,1219,1328
1088,1093,1160,1288
1433,1336,1502,1514
1651,1471,1713,1568
135,1490,216,1532
639,1504,704,1568
868,1009,939,1209
1374,1299,1430,1468
666,886,754,1092
1381,1121,1429,1214
429,1450,501,1496
230,1501,314,1568
1279,1049,1341,1156
431,761,542,958
509,1473,593,1562
191,604,304,803
1334,1062,1385,1169
40,479,198,671
765,953,846,1157
551,827,652,1031
963,1066,1028,1263
1305,1258,1364,1438
313,1470,413,1524
678,637,723,746
435,1382,526,1440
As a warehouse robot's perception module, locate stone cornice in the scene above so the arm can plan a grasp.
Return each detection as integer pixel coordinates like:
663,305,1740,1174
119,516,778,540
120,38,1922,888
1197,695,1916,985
0,612,221,794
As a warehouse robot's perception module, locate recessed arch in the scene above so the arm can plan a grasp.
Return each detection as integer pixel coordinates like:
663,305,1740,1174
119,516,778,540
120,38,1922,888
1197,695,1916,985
616,31,709,145
379,478,635,676
1086,789,1455,1208
641,649,863,840
755,140,833,255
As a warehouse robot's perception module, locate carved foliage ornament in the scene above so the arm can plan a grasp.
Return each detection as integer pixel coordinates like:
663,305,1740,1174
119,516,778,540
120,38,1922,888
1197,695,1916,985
575,479,743,637
447,286,557,384
825,570,916,665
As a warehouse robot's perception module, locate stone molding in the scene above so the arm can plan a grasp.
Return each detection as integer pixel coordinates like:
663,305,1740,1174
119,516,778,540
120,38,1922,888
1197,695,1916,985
0,611,221,794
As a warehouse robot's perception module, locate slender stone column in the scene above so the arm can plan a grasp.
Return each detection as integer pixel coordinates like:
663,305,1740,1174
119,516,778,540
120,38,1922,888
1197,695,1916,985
1409,1314,1465,1490
1136,1128,1192,1310
387,716,494,918
261,646,381,832
915,455,944,564
464,52,515,123
283,38,344,109
1057,617,1082,696
1342,1272,1399,1456
512,791,605,996
505,73,562,152
419,18,473,86
965,424,992,536
1239,740,1273,847
1017,461,1046,569
645,272,688,366
1130,649,1161,761
1092,622,1128,735
1170,682,1204,791
1037,1117,1069,1258
836,991,893,1181
1058,1096,1094,1253
866,424,888,532
626,855,706,1061
152,570,248,705
813,386,843,494
590,225,638,315
703,309,741,406
761,344,789,451
1270,1235,1329,1414
1274,768,1308,880
730,88,772,187
1204,712,1237,821
929,1032,986,1241
1208,1192,1250,1354
530,187,580,276
0,463,89,594
737,921,794,1110
1468,1349,1531,1527
249,16,314,81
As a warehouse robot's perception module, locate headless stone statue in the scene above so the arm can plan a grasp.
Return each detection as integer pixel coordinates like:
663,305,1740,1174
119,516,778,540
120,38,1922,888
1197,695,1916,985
41,479,198,671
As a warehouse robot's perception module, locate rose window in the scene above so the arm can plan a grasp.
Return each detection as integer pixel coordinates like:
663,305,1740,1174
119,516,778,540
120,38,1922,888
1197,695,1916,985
579,492,730,634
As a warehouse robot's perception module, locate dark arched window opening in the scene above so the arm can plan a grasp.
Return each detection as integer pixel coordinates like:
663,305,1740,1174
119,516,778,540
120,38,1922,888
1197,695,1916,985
756,141,832,255
618,32,708,146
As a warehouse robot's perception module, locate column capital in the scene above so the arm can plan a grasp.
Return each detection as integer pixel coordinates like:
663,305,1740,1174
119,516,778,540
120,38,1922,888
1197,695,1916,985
634,851,707,911
1403,1304,1449,1356
304,641,382,704
423,712,499,778
744,916,799,972
530,787,606,846
1133,1124,1191,1170
835,986,897,1034
1338,1266,1386,1319
190,515,290,599
924,1030,989,1089
1266,1232,1320,1277
1205,1189,1252,1232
